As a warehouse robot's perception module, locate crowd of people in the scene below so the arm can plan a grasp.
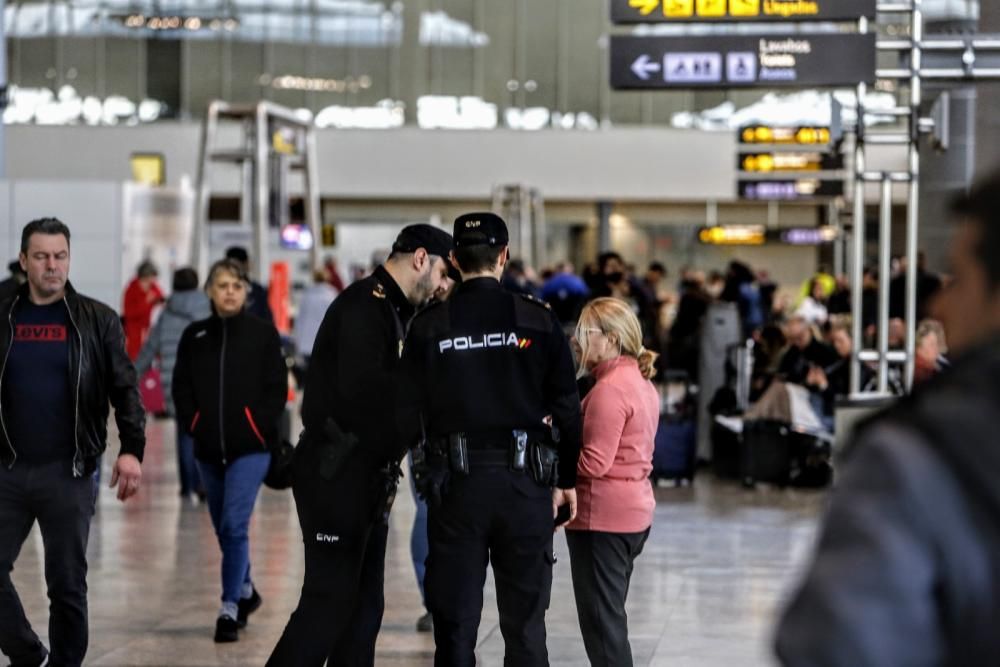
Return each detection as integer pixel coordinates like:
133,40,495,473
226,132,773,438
2,163,1000,667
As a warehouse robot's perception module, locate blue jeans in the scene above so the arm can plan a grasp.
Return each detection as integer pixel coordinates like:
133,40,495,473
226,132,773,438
407,453,428,606
176,427,201,496
197,452,271,605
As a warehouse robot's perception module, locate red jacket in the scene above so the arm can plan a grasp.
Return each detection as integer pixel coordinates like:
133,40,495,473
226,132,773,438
122,278,163,360
568,355,658,534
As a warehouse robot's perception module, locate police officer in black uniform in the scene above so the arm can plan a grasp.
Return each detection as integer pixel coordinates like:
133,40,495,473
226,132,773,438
268,224,456,666
402,213,583,666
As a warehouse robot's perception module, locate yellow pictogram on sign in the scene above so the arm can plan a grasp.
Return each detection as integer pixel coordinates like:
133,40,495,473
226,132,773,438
730,0,761,16
629,0,661,15
663,0,694,17
695,0,726,17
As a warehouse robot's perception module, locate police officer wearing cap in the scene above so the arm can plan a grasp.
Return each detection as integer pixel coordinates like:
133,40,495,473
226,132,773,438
268,224,456,666
401,212,582,666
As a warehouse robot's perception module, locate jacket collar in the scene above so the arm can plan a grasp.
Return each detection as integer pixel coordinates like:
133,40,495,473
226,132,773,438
591,355,637,382
457,276,502,293
10,280,77,312
373,265,415,323
209,306,248,325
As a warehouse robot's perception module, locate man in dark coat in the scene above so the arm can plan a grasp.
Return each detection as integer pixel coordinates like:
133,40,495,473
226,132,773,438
775,168,1000,666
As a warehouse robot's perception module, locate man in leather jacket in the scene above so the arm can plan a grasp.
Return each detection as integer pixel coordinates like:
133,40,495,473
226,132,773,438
0,218,145,667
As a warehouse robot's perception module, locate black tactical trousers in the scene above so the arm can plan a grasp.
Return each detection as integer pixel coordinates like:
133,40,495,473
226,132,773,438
426,464,555,667
0,459,96,667
267,446,389,667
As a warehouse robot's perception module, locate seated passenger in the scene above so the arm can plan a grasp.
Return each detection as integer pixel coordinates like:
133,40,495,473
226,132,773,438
914,319,949,384
777,316,840,386
804,318,873,419
795,277,830,326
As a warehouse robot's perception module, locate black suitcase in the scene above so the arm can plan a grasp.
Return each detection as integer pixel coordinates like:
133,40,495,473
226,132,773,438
711,421,742,480
740,420,791,488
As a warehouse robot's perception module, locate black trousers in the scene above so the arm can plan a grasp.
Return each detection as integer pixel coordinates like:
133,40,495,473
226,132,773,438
426,464,555,667
0,459,96,667
565,528,650,667
267,447,389,667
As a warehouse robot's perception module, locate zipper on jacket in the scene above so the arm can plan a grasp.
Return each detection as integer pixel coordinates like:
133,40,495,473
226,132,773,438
219,318,228,465
64,296,85,478
0,295,19,469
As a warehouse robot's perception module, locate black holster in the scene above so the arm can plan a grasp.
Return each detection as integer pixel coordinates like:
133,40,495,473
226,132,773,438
413,439,451,508
316,418,360,481
372,461,403,525
529,442,559,488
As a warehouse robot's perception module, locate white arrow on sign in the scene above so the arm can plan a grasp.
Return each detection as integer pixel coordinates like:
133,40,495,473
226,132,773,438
630,54,662,80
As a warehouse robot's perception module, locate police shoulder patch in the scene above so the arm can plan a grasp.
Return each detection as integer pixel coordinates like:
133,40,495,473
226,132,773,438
513,293,554,332
516,293,551,311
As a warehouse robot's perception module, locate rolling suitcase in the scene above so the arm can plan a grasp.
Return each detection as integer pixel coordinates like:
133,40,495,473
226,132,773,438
139,368,166,417
740,419,791,488
652,371,698,484
652,416,697,484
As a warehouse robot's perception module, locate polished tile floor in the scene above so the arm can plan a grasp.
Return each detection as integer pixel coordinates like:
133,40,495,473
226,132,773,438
9,418,825,666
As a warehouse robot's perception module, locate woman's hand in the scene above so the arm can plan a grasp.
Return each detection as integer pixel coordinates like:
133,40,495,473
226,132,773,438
552,488,577,531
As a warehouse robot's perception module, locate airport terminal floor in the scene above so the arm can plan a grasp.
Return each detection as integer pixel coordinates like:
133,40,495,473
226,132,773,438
10,417,824,667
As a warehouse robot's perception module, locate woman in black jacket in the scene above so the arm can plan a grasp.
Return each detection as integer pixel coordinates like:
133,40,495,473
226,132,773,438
172,258,287,643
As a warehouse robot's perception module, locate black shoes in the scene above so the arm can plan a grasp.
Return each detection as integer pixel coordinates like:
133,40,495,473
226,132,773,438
237,588,263,628
212,588,261,642
214,615,239,643
416,611,434,633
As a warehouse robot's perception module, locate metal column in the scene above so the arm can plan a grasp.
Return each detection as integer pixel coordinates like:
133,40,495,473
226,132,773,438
191,100,322,284
597,201,613,254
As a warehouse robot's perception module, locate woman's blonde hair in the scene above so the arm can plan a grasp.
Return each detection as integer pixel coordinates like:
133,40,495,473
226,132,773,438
576,297,659,380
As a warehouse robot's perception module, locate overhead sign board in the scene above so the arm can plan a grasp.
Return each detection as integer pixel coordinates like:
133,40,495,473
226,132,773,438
698,224,841,246
739,125,833,146
612,0,877,24
610,34,876,89
738,178,845,201
739,152,845,173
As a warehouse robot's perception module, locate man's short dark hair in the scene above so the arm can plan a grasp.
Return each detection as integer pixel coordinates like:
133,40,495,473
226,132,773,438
952,169,1000,290
455,245,505,274
21,218,71,254
225,246,250,264
649,261,667,275
598,252,623,272
172,267,199,292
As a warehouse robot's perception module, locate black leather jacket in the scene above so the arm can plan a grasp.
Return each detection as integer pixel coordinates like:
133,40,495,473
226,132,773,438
0,282,147,476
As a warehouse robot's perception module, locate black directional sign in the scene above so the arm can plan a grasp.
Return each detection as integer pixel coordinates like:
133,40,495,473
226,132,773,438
611,0,876,24
738,178,845,201
738,152,845,173
610,34,876,89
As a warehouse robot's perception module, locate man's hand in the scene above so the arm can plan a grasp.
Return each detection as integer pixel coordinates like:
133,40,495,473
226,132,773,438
110,454,142,502
552,487,577,531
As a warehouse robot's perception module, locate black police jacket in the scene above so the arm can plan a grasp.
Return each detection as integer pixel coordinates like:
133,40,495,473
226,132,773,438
172,309,287,466
0,281,147,477
401,277,582,488
300,266,415,466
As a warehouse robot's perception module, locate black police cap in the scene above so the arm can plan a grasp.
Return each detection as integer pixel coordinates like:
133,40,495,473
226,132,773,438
391,224,461,282
453,213,508,248
392,224,454,260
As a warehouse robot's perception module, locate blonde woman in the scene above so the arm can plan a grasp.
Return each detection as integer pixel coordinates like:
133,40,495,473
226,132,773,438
568,297,659,667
